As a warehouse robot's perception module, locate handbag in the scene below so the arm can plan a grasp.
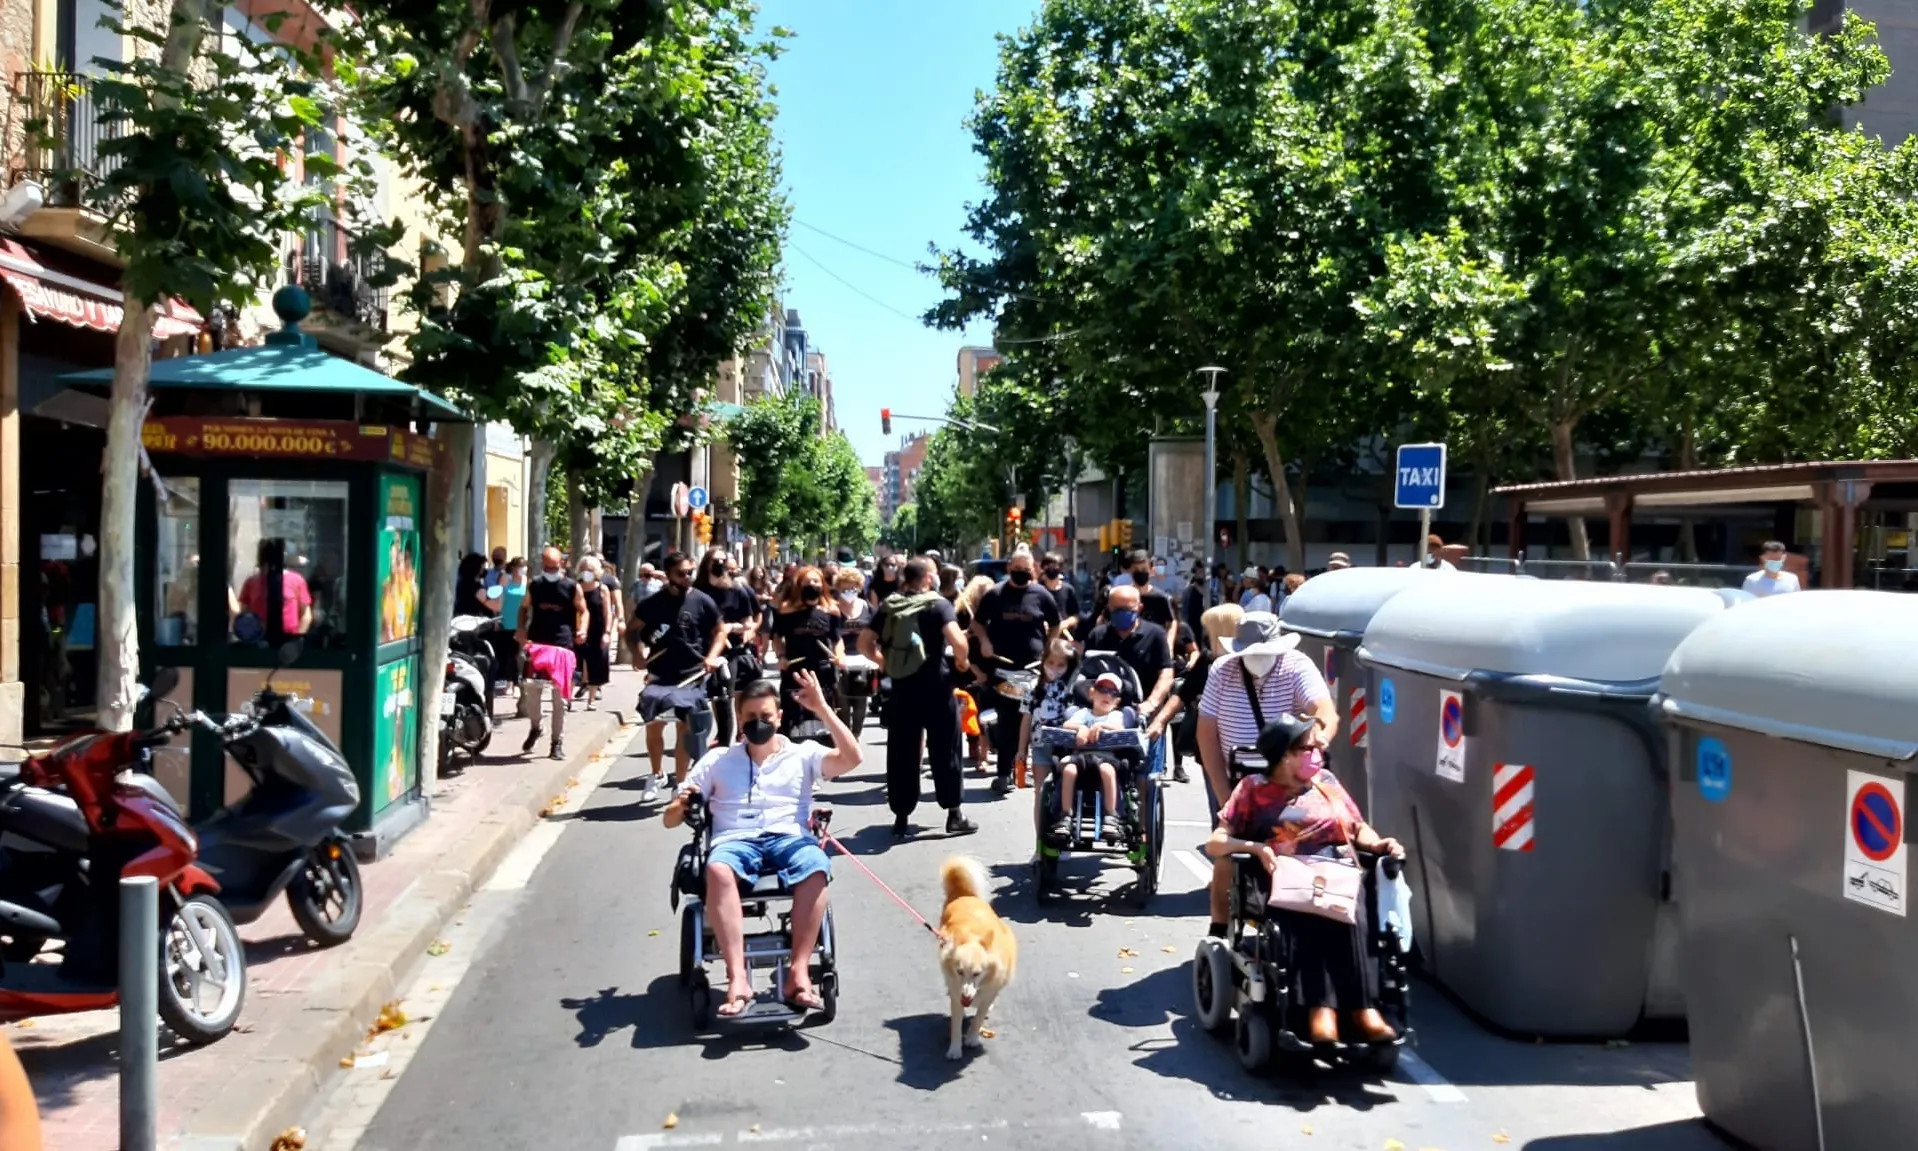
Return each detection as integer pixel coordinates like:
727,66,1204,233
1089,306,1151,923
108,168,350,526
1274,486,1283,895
1264,781,1364,925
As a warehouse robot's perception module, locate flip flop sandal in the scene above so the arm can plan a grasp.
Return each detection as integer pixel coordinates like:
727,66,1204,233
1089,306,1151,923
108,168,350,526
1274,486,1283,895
716,992,754,1018
782,985,824,1012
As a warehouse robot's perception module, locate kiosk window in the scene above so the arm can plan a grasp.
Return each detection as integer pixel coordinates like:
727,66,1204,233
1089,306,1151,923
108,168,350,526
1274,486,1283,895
155,478,201,646
228,479,349,650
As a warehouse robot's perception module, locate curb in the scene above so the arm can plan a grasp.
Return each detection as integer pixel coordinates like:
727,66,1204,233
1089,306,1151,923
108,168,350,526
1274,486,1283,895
166,708,636,1151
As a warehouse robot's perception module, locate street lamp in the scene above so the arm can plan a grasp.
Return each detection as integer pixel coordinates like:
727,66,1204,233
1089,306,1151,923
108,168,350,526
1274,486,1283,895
1197,366,1225,593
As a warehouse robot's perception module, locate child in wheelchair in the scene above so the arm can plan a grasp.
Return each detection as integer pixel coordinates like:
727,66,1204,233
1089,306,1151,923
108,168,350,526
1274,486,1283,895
1056,671,1139,844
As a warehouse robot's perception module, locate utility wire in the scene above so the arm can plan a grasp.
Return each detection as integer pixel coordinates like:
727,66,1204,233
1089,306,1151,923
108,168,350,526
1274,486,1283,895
791,244,927,324
793,215,1053,308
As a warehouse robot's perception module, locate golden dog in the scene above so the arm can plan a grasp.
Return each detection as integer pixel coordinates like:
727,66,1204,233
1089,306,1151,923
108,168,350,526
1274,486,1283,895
938,855,1017,1061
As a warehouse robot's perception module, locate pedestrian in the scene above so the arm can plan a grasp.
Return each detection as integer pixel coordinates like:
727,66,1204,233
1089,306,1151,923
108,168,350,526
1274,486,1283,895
696,547,761,746
497,556,527,692
972,547,1059,794
1039,550,1081,639
1116,549,1181,652
1239,568,1272,613
1152,601,1244,786
628,550,726,797
1423,534,1457,570
1742,540,1801,596
860,556,978,838
593,553,625,664
572,556,613,709
772,565,844,736
454,552,494,618
1326,551,1352,571
1182,559,1209,638
483,545,511,591
938,563,964,603
747,565,775,659
515,547,585,760
1277,571,1305,614
1081,583,1176,777
1193,610,1339,833
834,566,872,631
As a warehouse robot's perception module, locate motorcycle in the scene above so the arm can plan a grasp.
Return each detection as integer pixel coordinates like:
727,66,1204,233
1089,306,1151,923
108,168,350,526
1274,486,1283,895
0,667,247,1044
449,614,501,703
193,641,363,947
440,646,492,774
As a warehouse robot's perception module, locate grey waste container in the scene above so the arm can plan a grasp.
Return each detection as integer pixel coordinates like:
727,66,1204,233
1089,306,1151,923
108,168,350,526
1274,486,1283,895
1357,577,1741,1036
1280,566,1438,812
1658,590,1918,1151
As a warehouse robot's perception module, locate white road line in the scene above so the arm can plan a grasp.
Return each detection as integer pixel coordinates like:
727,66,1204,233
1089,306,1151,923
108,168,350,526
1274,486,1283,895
616,1112,1121,1148
1081,1110,1123,1130
480,733,626,891
1399,1050,1469,1103
1172,848,1213,883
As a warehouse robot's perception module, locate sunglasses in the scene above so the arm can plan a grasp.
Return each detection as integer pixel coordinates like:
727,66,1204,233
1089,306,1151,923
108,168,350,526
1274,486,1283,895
1092,683,1119,695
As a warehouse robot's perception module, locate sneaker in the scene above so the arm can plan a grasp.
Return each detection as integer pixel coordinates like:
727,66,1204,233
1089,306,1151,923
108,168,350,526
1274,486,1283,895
1172,763,1190,784
1102,816,1124,844
990,775,1013,796
945,810,978,837
550,738,565,761
892,813,911,838
640,775,661,802
521,726,544,754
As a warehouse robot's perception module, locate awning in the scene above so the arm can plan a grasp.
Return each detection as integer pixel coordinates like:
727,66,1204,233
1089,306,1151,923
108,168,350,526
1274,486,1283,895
0,239,202,339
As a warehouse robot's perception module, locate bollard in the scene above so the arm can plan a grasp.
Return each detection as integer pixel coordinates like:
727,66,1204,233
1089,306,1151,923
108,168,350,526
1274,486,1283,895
119,874,159,1151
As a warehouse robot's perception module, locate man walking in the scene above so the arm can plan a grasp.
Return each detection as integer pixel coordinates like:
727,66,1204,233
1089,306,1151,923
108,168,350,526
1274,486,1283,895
515,547,586,760
972,547,1058,794
628,551,726,799
1743,540,1801,596
861,557,977,838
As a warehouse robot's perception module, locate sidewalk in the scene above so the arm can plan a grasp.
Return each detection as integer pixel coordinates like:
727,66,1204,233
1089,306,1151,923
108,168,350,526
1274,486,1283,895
14,665,647,1151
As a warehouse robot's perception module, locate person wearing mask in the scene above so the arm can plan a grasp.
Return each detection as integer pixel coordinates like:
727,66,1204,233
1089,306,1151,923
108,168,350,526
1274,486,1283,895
1119,548,1180,654
1422,534,1458,571
483,545,511,591
972,548,1060,795
834,567,872,630
454,553,496,618
868,555,902,608
1743,540,1801,596
1326,552,1353,572
860,557,977,839
773,565,845,736
1081,583,1176,777
696,548,761,745
1182,560,1209,640
1277,571,1305,614
1194,611,1340,835
634,563,664,603
1239,568,1273,613
1152,602,1243,786
1039,551,1080,639
515,547,587,760
628,551,726,798
573,556,613,709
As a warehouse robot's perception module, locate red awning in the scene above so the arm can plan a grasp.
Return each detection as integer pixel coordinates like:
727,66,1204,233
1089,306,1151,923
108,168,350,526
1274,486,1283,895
0,239,202,339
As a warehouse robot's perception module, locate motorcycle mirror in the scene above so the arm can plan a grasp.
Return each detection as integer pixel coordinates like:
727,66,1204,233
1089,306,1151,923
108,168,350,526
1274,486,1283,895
148,666,180,701
264,638,304,689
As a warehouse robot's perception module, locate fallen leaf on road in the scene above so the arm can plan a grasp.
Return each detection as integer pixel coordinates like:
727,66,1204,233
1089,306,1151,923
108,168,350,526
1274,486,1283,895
1300,1125,1312,1135
270,1127,307,1151
369,1001,407,1036
1117,948,1139,958
1492,1136,1511,1145
663,1113,680,1129
648,930,660,937
1384,1141,1405,1151
1120,967,1134,974
429,984,443,993
568,777,581,786
380,1069,397,1080
425,940,451,957
979,1029,995,1038
1161,945,1178,953
338,1057,355,1069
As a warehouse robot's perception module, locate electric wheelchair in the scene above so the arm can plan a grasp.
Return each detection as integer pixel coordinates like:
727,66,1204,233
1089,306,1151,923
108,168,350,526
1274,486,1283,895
670,794,839,1029
1030,652,1167,908
1189,746,1412,1073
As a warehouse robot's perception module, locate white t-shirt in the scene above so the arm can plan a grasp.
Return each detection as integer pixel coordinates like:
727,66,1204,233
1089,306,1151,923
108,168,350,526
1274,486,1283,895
679,738,830,845
1742,569,1800,597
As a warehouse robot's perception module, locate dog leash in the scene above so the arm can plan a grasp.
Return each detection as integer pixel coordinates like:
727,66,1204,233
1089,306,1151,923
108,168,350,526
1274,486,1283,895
814,826,943,942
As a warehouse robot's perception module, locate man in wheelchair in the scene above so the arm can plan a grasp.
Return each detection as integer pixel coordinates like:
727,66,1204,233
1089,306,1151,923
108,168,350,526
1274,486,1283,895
1201,712,1404,1051
663,670,862,1019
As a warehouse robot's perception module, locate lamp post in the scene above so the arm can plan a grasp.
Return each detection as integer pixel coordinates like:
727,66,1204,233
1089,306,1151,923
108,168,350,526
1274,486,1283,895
1197,366,1225,599
1063,434,1079,576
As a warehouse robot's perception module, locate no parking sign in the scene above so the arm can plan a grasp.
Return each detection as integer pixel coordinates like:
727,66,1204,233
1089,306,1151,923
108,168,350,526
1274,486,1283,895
1434,689,1467,783
1844,770,1907,917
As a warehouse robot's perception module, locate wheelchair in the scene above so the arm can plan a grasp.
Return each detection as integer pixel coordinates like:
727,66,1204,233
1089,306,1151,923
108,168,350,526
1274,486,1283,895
1030,652,1167,908
669,795,839,1029
1189,747,1412,1074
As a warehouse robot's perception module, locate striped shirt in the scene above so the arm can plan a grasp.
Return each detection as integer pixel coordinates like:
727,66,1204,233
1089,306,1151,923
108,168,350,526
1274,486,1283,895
1197,650,1329,752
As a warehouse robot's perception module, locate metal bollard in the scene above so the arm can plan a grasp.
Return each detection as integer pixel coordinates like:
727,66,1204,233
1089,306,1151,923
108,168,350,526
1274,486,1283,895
119,874,159,1151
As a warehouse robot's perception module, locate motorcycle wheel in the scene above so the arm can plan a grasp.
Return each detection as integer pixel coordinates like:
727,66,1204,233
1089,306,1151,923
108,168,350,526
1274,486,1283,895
159,894,247,1046
288,839,364,946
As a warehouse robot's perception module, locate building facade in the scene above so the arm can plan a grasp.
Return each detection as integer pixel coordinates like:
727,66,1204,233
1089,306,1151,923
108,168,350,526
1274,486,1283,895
1814,1,1918,143
957,345,1001,400
880,432,930,525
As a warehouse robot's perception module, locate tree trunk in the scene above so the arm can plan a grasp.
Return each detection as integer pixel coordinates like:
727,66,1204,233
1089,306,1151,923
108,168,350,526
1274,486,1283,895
418,421,473,795
525,439,556,556
1467,468,1490,554
95,306,155,732
1550,418,1591,561
567,478,588,559
1676,424,1698,564
1232,448,1250,572
620,462,652,591
1249,412,1307,573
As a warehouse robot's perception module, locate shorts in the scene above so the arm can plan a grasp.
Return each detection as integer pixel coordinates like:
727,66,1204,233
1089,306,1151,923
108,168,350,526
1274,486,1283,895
707,833,830,889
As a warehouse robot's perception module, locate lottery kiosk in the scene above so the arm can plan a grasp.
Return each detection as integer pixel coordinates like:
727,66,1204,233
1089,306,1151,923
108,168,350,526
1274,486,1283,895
58,286,467,853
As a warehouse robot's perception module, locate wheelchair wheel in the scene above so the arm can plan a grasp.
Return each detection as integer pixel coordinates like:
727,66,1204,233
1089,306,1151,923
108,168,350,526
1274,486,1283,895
1234,1010,1273,1072
1130,779,1165,907
678,911,697,987
817,970,840,1024
687,972,714,1029
1191,938,1234,1033
1033,854,1058,905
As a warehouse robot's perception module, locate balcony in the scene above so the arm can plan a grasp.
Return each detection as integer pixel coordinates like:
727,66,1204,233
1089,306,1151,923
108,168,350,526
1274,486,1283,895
288,210,389,336
9,71,122,210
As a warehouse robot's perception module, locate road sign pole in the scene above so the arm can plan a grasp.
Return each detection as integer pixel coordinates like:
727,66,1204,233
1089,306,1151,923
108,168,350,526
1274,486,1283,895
1418,508,1432,569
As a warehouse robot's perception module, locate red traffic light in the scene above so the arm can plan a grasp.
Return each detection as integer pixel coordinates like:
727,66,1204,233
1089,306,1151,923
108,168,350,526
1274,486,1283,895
881,408,892,435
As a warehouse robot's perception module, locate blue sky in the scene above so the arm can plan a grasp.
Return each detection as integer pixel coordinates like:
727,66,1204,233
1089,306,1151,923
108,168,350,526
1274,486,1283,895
760,0,1039,467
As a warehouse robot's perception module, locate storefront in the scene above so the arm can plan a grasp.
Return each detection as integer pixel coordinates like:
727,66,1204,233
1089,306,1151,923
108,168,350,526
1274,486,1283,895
55,287,465,854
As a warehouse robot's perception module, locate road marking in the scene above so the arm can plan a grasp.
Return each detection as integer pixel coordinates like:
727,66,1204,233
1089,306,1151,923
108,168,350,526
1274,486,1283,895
616,1112,1121,1148
1399,1050,1468,1103
1167,819,1211,828
1081,1110,1123,1130
480,735,624,891
1172,849,1213,883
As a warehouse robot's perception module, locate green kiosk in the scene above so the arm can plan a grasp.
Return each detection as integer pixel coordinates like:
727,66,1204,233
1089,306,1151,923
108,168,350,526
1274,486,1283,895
59,287,469,857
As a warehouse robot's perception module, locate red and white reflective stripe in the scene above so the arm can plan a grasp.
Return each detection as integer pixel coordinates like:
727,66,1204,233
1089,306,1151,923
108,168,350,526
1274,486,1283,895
1493,763,1535,852
1348,687,1368,748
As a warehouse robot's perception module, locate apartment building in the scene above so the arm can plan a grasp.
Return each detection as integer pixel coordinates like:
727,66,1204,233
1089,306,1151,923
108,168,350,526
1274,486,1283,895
957,345,1000,400
880,432,930,524
1814,0,1918,143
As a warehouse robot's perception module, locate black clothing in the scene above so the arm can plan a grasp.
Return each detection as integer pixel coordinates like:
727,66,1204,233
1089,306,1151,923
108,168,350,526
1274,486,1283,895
887,677,963,818
1135,584,1178,632
1183,583,1207,638
574,584,610,686
1082,619,1173,698
865,594,959,691
868,575,899,604
524,572,580,648
1278,909,1372,1012
774,606,841,670
977,581,1059,665
1043,579,1081,628
705,584,759,630
454,575,491,619
632,586,720,686
700,583,758,744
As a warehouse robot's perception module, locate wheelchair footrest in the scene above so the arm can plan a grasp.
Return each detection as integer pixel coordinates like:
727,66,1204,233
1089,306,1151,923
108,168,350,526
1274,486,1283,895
1273,1029,1412,1055
714,995,805,1026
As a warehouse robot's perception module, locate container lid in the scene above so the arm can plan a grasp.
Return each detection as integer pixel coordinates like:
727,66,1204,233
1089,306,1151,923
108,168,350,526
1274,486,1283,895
1359,576,1739,684
1280,567,1448,640
1659,590,1918,760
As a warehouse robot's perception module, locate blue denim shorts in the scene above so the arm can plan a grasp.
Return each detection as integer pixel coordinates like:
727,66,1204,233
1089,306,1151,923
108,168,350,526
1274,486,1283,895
707,833,829,888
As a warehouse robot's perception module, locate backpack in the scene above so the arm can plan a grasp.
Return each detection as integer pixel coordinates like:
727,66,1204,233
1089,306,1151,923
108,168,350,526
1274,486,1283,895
880,591,942,680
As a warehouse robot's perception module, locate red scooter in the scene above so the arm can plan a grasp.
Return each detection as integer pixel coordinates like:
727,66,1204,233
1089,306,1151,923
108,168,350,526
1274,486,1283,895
0,667,248,1044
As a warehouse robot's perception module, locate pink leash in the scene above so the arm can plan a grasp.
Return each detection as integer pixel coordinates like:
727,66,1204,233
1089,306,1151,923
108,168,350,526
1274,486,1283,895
815,825,943,942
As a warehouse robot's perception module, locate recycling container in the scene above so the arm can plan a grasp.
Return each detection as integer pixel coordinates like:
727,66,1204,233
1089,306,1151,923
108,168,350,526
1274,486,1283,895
1280,566,1440,811
1658,590,1918,1151
1356,577,1743,1036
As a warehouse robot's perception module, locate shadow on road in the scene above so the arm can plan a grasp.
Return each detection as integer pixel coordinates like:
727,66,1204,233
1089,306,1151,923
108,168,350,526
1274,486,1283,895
1523,1119,1732,1149
1405,978,1696,1090
558,974,821,1059
882,1012,973,1091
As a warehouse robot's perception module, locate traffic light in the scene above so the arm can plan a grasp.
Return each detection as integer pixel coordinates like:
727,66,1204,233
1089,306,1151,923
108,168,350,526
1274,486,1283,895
1006,506,1022,537
1116,519,1133,549
881,408,892,435
1098,523,1111,552
694,511,712,546
768,537,779,561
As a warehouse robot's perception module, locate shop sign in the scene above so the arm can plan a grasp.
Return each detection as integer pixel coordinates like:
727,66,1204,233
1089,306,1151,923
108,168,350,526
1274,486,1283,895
142,417,439,468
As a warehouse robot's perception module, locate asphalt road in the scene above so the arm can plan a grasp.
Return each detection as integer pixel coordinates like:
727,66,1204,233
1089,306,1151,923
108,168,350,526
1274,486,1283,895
313,719,1729,1151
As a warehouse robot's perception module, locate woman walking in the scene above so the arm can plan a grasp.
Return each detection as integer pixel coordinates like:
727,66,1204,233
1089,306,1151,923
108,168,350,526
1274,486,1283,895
573,556,613,709
771,564,843,736
695,547,760,744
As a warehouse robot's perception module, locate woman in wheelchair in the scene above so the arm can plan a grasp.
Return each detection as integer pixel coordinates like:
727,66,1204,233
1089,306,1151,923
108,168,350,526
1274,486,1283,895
663,671,862,1019
1205,712,1403,1045
1057,671,1137,844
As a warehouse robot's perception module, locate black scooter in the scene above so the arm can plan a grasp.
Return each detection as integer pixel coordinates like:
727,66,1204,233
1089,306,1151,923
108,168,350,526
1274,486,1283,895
191,641,364,946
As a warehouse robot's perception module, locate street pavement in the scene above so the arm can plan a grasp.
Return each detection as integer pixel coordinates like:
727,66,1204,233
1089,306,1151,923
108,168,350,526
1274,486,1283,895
306,720,1729,1151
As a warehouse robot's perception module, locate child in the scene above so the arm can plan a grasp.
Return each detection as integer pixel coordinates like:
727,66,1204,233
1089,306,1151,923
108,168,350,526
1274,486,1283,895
1021,640,1078,844
1059,671,1137,844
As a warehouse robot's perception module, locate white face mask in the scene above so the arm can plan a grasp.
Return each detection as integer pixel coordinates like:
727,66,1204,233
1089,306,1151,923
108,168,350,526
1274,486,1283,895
1242,652,1278,679
580,572,597,585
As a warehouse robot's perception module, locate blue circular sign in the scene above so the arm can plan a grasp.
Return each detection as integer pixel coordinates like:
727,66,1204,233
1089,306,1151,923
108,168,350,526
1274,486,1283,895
1696,737,1732,803
1378,677,1397,724
686,486,710,510
1853,783,1902,862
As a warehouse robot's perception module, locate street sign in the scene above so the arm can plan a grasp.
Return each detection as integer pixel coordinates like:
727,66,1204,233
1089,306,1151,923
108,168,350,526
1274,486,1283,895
670,482,689,517
686,486,709,511
1394,443,1447,509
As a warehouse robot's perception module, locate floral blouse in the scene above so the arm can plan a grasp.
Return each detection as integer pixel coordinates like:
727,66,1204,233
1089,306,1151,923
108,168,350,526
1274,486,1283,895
1219,759,1365,862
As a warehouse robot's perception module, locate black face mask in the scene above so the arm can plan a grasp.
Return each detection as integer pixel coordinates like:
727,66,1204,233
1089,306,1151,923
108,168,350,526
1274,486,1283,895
801,585,822,604
742,718,776,746
1008,569,1032,586
1042,567,1062,580
1131,569,1151,585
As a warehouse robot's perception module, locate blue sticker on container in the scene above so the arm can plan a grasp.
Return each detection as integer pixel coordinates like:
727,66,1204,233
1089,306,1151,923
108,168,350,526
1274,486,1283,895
1697,737,1732,803
1378,677,1397,725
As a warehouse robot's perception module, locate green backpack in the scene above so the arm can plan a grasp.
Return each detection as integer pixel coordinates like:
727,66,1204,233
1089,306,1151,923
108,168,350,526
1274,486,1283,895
880,591,943,680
